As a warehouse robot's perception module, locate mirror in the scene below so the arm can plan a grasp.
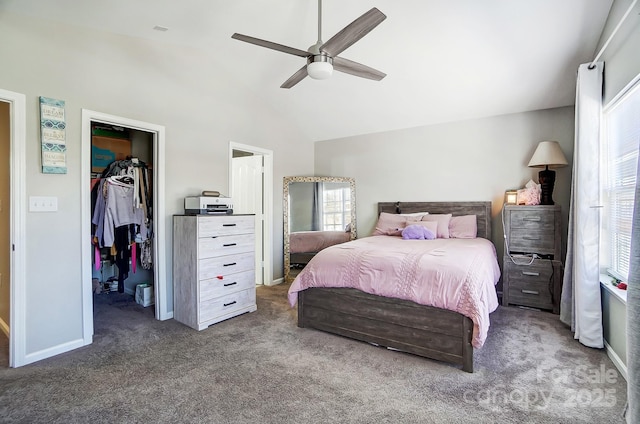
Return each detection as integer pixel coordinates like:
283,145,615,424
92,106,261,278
284,176,356,283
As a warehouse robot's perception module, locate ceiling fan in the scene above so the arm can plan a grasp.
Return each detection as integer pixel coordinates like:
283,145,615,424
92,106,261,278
231,0,387,89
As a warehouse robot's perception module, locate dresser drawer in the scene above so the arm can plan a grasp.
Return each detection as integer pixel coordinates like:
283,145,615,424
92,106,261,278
198,215,254,237
508,229,555,254
508,277,553,298
504,259,555,309
199,252,254,280
199,288,256,323
505,259,554,281
508,288,553,310
510,210,555,231
199,270,255,302
198,233,254,258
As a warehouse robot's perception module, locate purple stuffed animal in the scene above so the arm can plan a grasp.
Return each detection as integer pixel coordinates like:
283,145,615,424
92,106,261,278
401,224,436,240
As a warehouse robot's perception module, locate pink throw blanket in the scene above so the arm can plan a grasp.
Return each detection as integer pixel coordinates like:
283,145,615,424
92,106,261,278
288,235,501,348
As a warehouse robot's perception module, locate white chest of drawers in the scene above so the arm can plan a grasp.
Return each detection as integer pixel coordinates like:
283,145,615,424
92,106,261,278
173,214,257,330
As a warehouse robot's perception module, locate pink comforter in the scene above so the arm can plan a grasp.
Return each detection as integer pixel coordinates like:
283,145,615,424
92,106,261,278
288,235,501,348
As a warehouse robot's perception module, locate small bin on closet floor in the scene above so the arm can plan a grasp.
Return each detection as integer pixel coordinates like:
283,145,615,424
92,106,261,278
135,283,154,307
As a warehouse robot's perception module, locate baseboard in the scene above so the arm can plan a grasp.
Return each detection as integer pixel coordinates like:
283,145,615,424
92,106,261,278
0,317,9,338
604,339,628,381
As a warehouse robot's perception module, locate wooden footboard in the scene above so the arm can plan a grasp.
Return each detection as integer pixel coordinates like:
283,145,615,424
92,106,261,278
298,287,474,372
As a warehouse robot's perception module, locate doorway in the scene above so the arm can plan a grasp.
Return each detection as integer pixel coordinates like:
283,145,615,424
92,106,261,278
81,110,168,346
0,88,26,367
229,142,273,286
0,101,10,363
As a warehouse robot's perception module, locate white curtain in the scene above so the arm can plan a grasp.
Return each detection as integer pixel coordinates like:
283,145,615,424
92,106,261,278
559,62,604,348
626,140,640,423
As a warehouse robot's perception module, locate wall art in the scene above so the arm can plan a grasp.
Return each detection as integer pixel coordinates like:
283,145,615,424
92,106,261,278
40,96,67,174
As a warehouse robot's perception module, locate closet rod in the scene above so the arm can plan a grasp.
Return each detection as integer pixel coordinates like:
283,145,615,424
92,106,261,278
589,0,638,69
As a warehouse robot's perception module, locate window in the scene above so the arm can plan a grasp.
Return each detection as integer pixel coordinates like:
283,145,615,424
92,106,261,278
322,183,351,231
601,81,640,281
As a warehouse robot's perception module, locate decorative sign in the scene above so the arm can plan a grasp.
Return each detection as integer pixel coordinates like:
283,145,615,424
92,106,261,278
39,96,67,174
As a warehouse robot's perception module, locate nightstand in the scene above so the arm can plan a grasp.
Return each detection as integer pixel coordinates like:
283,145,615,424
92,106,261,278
502,205,563,314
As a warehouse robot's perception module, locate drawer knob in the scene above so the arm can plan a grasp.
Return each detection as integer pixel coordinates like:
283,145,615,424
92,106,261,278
522,271,540,276
223,262,237,267
224,301,237,307
523,217,541,221
223,243,237,247
224,282,238,287
523,236,540,240
223,223,237,227
521,289,539,295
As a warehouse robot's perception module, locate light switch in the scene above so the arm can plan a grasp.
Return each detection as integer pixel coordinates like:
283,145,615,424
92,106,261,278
29,196,58,212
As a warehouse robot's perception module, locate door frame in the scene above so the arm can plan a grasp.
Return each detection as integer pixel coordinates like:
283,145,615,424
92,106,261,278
0,89,27,367
81,110,169,345
228,142,274,285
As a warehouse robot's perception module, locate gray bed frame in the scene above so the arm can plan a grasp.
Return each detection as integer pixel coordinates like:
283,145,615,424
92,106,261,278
296,201,493,372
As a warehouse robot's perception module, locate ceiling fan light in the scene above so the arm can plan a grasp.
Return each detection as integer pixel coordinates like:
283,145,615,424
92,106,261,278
307,56,333,80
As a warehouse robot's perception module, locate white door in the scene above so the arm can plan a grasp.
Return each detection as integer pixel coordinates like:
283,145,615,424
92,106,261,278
231,155,264,285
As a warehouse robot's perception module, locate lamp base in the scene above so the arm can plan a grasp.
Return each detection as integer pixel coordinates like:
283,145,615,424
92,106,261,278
538,169,556,205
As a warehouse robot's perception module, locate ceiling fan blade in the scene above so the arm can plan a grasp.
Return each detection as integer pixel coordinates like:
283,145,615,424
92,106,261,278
281,65,309,89
232,33,310,57
333,57,386,81
320,8,386,57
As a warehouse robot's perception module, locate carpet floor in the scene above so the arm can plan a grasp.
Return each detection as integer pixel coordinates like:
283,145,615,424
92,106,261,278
0,283,628,423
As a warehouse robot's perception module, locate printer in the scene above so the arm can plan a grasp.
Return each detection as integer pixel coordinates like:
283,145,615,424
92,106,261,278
184,196,233,215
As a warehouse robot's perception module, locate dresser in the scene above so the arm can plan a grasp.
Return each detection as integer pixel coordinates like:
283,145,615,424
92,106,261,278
173,214,257,330
502,205,563,314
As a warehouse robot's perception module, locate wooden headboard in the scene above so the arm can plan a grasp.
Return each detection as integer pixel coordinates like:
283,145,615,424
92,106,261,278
377,201,492,240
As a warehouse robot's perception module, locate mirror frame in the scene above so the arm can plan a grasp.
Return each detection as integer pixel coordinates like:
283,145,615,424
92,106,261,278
283,176,357,283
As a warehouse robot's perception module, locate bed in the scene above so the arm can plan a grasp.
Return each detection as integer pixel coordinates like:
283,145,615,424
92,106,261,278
289,230,352,267
288,201,500,372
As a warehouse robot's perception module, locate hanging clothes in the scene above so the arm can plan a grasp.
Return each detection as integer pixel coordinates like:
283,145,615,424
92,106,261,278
92,159,152,246
90,158,154,289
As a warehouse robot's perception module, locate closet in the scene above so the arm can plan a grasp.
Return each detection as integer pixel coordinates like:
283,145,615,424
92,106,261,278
90,123,156,306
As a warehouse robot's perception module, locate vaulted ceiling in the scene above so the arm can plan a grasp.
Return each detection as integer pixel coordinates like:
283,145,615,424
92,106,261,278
1,0,613,141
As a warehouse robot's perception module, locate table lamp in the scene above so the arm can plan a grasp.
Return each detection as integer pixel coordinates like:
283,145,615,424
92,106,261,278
527,140,568,205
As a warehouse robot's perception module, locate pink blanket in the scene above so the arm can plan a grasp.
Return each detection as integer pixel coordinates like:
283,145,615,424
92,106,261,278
288,235,501,348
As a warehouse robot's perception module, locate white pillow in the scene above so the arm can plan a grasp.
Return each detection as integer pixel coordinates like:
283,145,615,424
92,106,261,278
399,212,429,218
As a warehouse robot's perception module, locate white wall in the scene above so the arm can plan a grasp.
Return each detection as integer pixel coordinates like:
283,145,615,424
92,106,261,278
315,106,576,293
600,0,640,105
601,286,627,368
0,12,313,359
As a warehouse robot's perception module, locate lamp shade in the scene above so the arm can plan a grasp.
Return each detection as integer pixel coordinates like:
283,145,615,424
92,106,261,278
307,55,333,80
307,61,333,79
527,141,568,168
